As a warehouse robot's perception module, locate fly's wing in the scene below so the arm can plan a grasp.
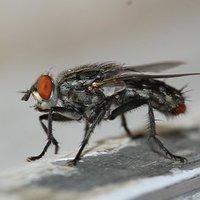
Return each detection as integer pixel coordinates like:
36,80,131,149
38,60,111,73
120,72,200,79
123,61,185,73
57,61,186,84
57,62,124,84
57,61,197,97
95,72,200,87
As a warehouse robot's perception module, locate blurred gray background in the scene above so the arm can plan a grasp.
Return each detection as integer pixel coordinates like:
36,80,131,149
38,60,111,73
1,0,200,170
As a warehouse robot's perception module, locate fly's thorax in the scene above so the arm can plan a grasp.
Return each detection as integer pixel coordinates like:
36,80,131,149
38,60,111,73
32,75,59,111
58,79,104,108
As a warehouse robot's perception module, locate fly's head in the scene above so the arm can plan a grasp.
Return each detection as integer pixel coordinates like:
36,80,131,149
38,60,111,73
21,74,58,111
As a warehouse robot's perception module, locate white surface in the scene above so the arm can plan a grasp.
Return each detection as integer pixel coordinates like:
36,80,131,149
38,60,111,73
1,0,200,170
88,167,200,200
0,137,199,200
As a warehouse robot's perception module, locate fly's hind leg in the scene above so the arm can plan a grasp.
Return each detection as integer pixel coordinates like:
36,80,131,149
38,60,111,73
148,102,187,163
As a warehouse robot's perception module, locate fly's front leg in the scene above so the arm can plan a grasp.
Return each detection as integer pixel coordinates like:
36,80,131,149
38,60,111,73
148,102,187,163
38,112,75,155
27,110,53,161
27,109,77,162
39,113,59,154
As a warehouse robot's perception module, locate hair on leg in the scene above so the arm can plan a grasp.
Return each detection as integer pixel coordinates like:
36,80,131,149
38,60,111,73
147,101,187,163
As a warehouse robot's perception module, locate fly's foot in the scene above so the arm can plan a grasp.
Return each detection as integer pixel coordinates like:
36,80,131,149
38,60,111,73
162,147,188,163
67,159,77,167
149,136,188,163
169,154,188,163
26,141,51,162
26,156,40,162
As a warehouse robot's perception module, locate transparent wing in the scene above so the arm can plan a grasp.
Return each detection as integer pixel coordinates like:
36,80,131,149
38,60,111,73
123,61,186,73
95,72,200,87
121,72,200,79
58,61,186,84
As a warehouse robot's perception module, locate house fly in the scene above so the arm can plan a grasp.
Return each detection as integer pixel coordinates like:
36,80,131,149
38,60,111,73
21,61,200,166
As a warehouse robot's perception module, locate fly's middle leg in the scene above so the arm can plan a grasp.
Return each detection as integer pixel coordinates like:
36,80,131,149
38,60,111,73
109,98,147,138
68,109,106,167
83,121,89,139
148,102,187,163
121,114,132,136
121,114,143,139
67,99,112,167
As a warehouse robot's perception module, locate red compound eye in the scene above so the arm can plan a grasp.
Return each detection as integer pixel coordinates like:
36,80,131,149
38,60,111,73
171,103,186,115
37,75,53,100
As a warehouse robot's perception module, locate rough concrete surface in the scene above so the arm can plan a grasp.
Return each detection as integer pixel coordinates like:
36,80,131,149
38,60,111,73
1,125,200,200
